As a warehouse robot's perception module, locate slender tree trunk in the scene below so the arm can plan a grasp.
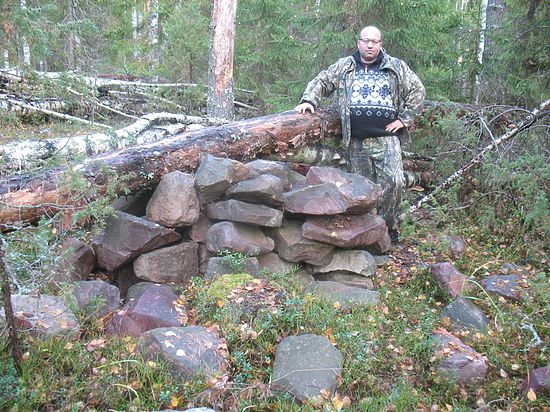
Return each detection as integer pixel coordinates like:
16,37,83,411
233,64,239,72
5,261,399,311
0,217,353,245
3,49,9,69
474,0,488,104
66,0,77,70
0,237,22,373
207,0,237,120
132,2,140,58
20,0,30,66
147,0,160,68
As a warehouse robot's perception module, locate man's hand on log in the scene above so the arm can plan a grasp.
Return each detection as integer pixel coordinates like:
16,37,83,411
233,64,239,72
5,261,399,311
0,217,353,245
295,102,315,114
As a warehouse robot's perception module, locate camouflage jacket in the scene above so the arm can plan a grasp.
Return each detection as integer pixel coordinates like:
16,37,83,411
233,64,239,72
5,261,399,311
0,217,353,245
300,50,425,146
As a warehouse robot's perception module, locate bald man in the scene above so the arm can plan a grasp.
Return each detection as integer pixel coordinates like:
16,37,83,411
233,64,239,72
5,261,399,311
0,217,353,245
295,26,425,244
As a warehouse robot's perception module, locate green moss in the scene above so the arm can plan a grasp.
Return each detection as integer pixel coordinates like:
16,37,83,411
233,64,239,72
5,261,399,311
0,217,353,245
205,273,255,302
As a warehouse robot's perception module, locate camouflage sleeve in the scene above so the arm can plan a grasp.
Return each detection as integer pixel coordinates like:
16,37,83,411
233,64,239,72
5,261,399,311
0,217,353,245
398,61,425,128
299,60,343,107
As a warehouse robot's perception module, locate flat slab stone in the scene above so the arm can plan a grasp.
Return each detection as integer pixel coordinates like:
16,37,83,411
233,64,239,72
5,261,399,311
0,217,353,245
146,171,200,228
313,272,375,289
433,330,488,384
429,262,471,298
206,199,283,227
309,250,376,277
272,334,343,402
302,214,388,249
225,174,285,206
204,256,260,281
106,283,184,338
93,211,181,272
441,297,489,332
246,159,290,189
522,367,550,395
195,154,249,203
283,183,349,215
257,253,297,275
268,221,334,266
69,280,120,318
305,281,380,309
133,241,199,284
305,166,382,213
0,294,79,338
137,326,226,381
205,221,274,255
481,274,524,301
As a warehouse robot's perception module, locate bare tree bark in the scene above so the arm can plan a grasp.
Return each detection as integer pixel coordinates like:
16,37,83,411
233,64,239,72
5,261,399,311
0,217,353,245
207,0,237,120
147,0,160,68
474,0,489,104
20,0,30,66
0,236,22,373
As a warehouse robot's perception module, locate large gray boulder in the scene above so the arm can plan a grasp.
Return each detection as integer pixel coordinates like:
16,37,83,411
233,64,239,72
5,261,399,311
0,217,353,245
106,283,184,338
313,272,375,289
195,154,249,203
305,166,382,213
206,199,283,227
305,281,380,309
225,174,285,206
93,211,181,272
257,253,297,275
272,334,343,402
133,241,199,284
68,280,120,318
268,221,334,266
302,214,388,249
283,183,349,215
146,171,200,228
310,250,376,277
481,274,524,301
433,330,488,384
137,326,226,381
0,294,79,338
205,221,274,255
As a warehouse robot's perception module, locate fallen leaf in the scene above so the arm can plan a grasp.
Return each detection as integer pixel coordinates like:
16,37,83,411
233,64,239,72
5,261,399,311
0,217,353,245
499,368,508,378
511,363,520,371
171,395,179,407
527,388,537,401
216,300,225,307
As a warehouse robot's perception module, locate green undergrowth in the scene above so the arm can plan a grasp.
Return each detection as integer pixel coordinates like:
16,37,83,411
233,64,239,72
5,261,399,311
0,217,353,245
1,229,548,410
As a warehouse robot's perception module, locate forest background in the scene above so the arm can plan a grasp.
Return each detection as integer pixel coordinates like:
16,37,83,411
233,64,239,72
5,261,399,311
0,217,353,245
0,0,549,411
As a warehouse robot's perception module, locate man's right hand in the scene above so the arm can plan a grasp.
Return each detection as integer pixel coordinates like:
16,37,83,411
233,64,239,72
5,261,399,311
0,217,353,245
294,102,315,114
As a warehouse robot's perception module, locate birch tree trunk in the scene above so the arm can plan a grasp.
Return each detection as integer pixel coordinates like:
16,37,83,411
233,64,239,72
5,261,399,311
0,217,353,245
20,0,30,66
147,0,160,68
207,0,237,120
65,0,78,70
132,2,140,59
3,50,9,70
474,0,488,104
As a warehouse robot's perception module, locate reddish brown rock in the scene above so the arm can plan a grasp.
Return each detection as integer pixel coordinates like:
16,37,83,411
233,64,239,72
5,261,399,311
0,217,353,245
268,221,334,265
283,183,349,215
206,199,283,227
195,154,249,203
432,329,488,384
146,171,200,228
106,283,184,338
257,252,298,275
225,174,285,206
93,211,181,272
133,241,199,284
246,159,290,189
189,215,213,243
429,262,471,298
522,367,550,395
48,238,95,289
302,214,388,249
205,221,274,254
305,166,382,213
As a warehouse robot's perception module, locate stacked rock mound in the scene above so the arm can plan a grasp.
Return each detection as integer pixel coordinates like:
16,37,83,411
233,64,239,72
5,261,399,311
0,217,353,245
94,154,391,293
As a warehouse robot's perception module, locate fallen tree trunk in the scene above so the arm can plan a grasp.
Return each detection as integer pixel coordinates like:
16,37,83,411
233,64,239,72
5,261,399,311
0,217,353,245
0,107,341,230
0,112,225,173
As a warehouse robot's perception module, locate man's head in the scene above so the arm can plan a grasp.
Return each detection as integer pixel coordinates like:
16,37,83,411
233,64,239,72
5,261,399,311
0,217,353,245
357,26,383,64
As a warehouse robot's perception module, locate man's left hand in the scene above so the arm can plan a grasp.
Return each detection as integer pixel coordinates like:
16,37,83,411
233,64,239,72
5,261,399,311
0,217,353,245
386,119,404,134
